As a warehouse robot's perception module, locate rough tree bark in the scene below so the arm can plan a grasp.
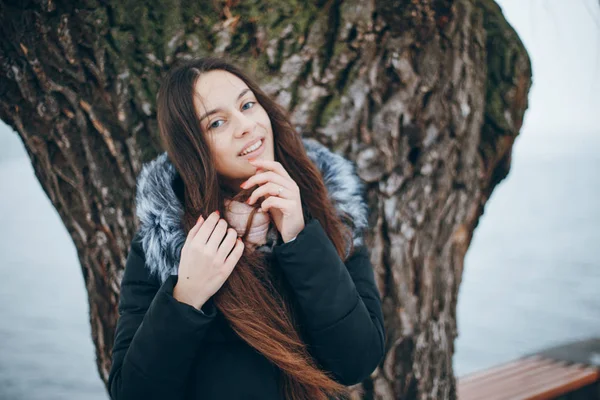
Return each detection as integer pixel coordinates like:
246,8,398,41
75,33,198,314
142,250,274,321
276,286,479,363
0,0,530,398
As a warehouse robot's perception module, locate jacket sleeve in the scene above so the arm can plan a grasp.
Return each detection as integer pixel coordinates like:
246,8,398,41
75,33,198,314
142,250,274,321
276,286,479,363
273,218,385,385
108,232,217,400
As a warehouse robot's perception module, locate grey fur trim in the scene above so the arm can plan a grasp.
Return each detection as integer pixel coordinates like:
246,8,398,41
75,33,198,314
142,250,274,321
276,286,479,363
135,137,368,284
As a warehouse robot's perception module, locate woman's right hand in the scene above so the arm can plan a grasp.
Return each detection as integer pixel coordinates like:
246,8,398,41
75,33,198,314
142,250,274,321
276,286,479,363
173,211,245,310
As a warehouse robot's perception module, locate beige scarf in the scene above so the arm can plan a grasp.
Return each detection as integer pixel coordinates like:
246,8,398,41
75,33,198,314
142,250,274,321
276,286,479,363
223,199,271,246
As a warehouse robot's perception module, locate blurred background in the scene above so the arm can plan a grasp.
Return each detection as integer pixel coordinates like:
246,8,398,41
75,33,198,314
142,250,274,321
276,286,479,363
0,0,598,399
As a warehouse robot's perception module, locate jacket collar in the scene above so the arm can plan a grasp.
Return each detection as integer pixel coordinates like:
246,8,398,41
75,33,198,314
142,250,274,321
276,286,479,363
135,138,368,284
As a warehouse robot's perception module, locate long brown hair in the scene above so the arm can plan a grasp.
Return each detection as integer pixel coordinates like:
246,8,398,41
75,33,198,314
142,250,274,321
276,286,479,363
156,57,355,400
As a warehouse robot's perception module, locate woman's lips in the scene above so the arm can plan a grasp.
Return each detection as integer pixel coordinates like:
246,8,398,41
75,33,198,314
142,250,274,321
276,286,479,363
238,138,265,159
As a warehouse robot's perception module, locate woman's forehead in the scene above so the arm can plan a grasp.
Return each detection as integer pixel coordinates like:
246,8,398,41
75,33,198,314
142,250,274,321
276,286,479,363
194,70,248,106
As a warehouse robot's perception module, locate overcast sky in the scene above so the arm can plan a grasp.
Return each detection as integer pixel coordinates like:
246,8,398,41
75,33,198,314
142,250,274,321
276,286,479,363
1,1,598,158
496,0,600,157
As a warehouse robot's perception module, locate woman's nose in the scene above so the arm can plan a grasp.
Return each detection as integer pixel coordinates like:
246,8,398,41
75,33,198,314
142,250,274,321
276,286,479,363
234,111,256,137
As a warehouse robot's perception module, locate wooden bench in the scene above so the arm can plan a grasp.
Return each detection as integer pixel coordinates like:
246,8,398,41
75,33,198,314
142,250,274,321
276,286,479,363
457,339,600,400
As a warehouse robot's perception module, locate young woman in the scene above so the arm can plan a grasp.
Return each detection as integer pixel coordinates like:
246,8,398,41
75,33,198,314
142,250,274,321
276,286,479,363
108,57,385,400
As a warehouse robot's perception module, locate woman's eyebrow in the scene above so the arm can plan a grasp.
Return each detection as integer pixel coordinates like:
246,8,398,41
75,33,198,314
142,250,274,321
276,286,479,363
198,88,252,122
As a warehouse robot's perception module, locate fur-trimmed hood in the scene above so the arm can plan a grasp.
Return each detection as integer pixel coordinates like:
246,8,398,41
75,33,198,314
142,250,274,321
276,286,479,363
134,137,368,284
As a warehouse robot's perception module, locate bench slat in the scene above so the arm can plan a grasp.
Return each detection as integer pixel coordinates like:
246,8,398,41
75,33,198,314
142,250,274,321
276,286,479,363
459,356,546,385
517,368,600,400
458,356,600,400
476,362,570,399
488,363,593,400
460,358,560,391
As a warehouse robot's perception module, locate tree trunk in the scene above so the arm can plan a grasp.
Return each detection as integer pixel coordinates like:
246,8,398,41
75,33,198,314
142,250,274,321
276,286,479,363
0,0,530,398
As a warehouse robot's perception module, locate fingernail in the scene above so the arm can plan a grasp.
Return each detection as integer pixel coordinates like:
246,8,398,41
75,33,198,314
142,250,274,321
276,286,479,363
215,210,220,216
198,215,204,223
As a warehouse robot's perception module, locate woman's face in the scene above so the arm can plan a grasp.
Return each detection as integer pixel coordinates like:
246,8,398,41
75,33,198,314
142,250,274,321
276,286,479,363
193,70,275,189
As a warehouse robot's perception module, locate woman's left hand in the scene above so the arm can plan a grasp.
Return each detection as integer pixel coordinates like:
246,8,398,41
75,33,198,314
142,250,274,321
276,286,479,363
241,159,305,243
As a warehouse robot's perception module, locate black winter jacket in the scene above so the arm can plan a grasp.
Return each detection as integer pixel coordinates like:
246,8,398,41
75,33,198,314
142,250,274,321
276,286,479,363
108,138,385,400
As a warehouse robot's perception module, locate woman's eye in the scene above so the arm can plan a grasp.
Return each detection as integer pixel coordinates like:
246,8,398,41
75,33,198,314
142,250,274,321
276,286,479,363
209,120,225,129
242,101,255,111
